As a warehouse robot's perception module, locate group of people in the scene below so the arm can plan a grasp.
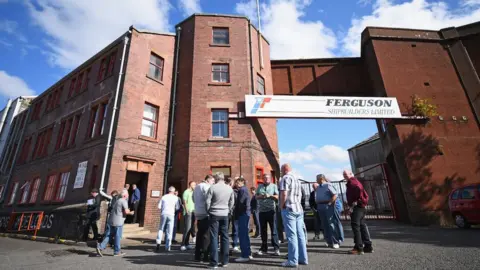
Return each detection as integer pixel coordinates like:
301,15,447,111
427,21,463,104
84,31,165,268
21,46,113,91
92,164,374,267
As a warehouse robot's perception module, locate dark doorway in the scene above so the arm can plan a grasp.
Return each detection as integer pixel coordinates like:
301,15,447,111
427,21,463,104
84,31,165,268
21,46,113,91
125,171,148,227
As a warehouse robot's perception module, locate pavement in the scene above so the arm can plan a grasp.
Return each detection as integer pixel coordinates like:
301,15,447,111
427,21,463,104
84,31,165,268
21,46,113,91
0,220,479,270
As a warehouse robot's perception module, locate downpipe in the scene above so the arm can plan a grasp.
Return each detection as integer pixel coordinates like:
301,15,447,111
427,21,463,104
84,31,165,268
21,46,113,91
98,33,130,200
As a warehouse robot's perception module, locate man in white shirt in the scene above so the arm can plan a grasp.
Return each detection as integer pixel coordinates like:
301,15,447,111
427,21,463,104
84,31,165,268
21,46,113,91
156,186,180,252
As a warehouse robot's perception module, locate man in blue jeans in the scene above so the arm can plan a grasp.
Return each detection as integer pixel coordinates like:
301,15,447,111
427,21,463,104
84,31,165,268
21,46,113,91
233,177,252,262
206,172,235,269
279,164,308,268
96,189,134,257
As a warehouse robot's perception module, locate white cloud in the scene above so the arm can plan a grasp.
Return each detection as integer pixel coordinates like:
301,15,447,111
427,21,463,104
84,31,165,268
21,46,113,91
0,19,27,42
342,0,480,56
236,0,337,59
178,0,202,16
0,39,13,47
0,71,35,98
26,0,171,69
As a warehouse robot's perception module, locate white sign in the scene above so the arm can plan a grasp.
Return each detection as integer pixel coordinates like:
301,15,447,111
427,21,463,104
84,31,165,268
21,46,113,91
151,190,161,197
245,95,402,119
73,161,88,189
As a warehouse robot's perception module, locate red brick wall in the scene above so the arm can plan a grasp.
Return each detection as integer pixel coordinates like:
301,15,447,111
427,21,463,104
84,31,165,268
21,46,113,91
109,30,175,230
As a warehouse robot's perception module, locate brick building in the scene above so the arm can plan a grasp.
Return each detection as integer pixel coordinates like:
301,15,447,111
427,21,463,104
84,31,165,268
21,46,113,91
0,14,479,239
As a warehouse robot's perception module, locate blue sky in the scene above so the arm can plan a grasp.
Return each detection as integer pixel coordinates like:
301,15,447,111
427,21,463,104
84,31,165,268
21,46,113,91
1,0,479,181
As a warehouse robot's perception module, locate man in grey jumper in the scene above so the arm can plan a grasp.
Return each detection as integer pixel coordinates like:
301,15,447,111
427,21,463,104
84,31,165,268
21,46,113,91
206,172,235,269
193,174,215,262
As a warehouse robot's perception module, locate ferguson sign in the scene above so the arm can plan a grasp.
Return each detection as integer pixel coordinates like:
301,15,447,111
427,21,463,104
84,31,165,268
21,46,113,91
245,95,402,119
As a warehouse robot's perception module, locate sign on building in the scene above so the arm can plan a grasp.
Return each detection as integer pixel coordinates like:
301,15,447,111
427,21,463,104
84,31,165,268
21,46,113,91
245,95,402,119
73,161,88,189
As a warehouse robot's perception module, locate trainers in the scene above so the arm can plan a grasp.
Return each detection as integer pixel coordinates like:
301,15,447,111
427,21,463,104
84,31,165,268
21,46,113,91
220,264,228,267
192,237,196,244
186,245,194,250
249,255,254,260
256,250,264,255
274,249,281,256
95,246,103,257
312,235,320,241
349,249,364,255
332,244,340,249
180,246,187,251
113,252,126,257
156,244,160,252
232,247,240,253
235,257,250,263
209,265,218,269
281,261,297,268
364,246,374,253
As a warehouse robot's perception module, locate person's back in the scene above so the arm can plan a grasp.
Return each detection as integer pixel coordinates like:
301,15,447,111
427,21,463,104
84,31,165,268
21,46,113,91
207,181,234,216
159,193,179,216
194,181,211,219
109,197,128,227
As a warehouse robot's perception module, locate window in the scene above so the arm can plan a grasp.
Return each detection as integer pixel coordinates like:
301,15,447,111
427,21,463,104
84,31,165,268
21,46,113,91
61,118,73,149
7,143,17,169
87,102,108,139
29,178,41,204
451,189,459,200
75,72,84,93
212,64,229,83
55,122,66,150
68,77,77,98
69,115,81,146
8,182,19,205
257,74,265,95
33,127,53,159
148,53,164,81
31,100,43,121
54,172,70,202
0,185,4,200
20,180,31,204
97,52,116,81
212,28,229,45
212,109,229,138
211,166,231,179
43,174,57,201
255,167,264,186
460,187,476,199
17,137,32,164
53,86,63,107
68,69,90,99
141,103,158,138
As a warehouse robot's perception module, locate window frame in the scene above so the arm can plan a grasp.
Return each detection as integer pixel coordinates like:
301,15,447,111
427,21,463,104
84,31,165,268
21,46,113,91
211,109,229,138
42,174,58,202
19,180,32,205
141,102,159,139
257,74,265,95
29,178,41,204
148,53,164,81
255,166,264,186
53,171,70,202
211,166,231,179
211,64,230,83
212,27,230,45
7,182,19,206
17,136,32,164
97,51,116,82
87,101,108,140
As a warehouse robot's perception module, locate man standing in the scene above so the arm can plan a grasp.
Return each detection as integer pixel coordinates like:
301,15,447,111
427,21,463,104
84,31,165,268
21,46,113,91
279,164,308,267
234,177,252,262
170,190,183,244
130,184,141,224
96,189,134,257
344,170,374,255
181,181,197,251
229,178,239,252
156,186,181,252
256,174,280,256
250,187,260,238
206,172,235,269
193,175,215,262
85,188,102,241
309,183,323,241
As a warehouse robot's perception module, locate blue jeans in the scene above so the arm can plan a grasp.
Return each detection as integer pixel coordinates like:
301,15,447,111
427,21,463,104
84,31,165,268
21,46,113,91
98,224,123,255
209,215,229,267
317,203,344,245
231,218,239,248
282,210,308,265
238,214,251,258
252,211,260,236
156,214,175,249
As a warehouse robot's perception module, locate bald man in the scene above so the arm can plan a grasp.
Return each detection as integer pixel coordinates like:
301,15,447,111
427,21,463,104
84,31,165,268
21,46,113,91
344,170,373,255
309,182,323,241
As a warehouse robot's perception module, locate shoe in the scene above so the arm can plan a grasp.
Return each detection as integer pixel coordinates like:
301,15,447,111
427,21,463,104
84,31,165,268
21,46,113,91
249,255,254,260
180,246,187,251
232,247,240,253
256,250,264,255
113,252,126,257
235,257,250,263
192,237,196,244
253,235,260,239
364,246,374,253
156,244,160,252
274,249,281,256
186,245,194,250
349,248,364,255
95,246,103,257
172,240,178,244
312,235,320,241
299,262,309,265
332,244,340,249
165,247,171,252
220,263,228,267
281,261,297,268
209,265,218,269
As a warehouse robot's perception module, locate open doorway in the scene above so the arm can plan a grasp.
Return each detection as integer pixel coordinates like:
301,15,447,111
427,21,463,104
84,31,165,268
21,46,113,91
125,171,148,227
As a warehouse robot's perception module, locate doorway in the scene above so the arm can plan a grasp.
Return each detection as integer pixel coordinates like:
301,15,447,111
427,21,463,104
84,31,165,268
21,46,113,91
125,171,148,227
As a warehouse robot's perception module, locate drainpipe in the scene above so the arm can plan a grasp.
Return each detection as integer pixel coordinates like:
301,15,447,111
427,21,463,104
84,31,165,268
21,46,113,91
248,21,255,95
0,106,30,203
0,99,12,135
256,0,264,69
98,33,130,200
164,26,182,194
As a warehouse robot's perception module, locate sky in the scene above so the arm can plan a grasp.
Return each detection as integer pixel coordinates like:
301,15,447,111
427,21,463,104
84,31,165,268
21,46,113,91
1,0,480,181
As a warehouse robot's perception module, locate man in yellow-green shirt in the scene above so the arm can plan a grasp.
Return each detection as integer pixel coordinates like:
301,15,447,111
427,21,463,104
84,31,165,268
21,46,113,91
180,181,197,251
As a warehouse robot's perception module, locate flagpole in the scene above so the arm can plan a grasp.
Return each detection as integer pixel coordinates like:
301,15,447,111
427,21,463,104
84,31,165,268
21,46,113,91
256,0,265,69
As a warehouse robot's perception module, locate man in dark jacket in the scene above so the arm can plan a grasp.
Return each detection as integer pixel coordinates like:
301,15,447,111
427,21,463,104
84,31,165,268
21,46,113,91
309,183,323,241
84,188,102,241
233,177,252,262
344,170,373,255
228,177,239,252
250,187,260,238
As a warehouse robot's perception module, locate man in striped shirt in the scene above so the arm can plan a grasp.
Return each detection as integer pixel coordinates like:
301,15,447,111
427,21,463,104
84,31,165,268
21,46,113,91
279,164,308,268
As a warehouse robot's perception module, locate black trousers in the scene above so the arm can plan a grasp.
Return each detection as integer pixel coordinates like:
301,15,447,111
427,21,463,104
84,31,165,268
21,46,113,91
350,206,372,250
195,217,210,261
131,201,139,223
259,210,280,252
84,218,99,241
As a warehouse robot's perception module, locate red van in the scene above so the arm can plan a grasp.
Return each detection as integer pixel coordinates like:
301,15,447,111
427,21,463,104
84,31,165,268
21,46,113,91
448,184,480,228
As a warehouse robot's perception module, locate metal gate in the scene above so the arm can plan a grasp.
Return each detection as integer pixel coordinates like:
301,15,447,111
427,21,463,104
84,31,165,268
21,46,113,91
330,163,396,220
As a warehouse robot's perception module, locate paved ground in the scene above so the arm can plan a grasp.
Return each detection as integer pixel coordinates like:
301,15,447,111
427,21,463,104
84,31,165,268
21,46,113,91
0,221,479,270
